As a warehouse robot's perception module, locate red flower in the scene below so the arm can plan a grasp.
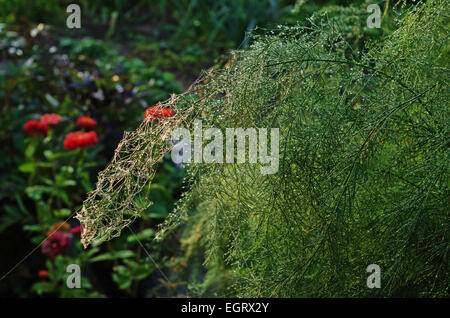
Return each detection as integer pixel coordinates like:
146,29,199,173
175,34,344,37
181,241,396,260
41,232,71,257
76,116,97,129
69,226,82,235
24,120,49,137
38,270,49,278
63,131,98,150
40,113,62,125
144,107,175,122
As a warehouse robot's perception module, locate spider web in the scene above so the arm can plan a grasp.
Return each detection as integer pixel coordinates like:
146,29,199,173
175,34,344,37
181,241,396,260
75,83,205,248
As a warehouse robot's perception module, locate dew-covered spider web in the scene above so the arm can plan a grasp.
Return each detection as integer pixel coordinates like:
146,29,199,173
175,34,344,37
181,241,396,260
75,83,206,248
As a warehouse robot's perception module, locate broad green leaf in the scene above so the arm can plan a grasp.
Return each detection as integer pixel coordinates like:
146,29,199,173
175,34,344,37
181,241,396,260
18,162,35,173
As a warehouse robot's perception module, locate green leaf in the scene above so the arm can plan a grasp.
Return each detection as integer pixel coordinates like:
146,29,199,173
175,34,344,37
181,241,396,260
45,151,76,161
31,282,54,295
127,228,155,243
89,250,136,262
23,224,44,232
18,162,36,173
61,166,75,174
54,209,72,217
147,203,167,218
25,186,53,200
45,93,59,108
52,190,70,205
112,272,132,291
36,162,53,168
25,143,36,159
43,150,54,160
31,235,46,245
61,179,77,187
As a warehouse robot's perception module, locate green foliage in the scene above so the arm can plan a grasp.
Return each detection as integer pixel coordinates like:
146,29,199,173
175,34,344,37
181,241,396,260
0,22,183,297
0,0,297,76
163,0,449,297
31,255,102,297
0,0,65,24
0,23,180,205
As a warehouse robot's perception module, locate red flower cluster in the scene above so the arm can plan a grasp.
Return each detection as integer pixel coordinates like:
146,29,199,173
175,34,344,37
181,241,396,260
41,231,71,257
63,131,98,150
24,120,49,137
144,106,175,122
76,116,97,129
38,270,49,278
40,113,62,125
